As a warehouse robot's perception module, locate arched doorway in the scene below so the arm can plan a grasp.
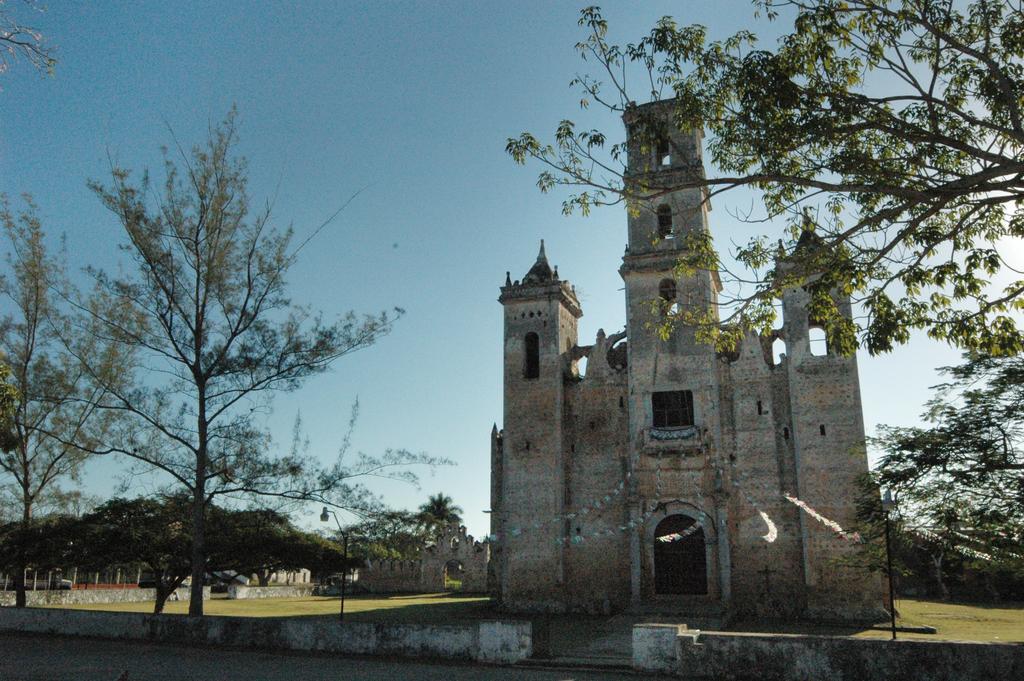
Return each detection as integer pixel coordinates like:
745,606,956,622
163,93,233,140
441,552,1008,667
443,560,464,592
654,515,707,595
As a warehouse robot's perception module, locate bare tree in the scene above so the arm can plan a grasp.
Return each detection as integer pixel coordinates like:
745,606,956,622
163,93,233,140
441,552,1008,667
77,109,432,615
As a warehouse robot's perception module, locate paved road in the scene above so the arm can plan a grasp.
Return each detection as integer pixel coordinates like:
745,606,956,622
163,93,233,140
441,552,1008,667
0,633,657,681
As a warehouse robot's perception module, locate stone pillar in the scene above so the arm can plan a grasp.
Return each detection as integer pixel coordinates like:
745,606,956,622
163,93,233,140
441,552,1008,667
629,504,642,607
632,623,688,674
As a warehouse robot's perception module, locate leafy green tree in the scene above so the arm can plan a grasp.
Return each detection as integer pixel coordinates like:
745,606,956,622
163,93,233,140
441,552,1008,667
76,496,198,614
875,354,1024,521
0,195,121,607
416,493,463,537
874,353,1024,596
75,110,441,616
213,507,344,586
0,513,77,586
508,2,1024,355
345,509,431,561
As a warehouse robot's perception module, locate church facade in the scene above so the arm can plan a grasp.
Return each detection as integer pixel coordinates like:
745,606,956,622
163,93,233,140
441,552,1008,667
488,100,885,620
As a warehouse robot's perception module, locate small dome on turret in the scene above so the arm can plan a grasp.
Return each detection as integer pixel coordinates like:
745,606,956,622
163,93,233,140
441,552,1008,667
522,240,555,284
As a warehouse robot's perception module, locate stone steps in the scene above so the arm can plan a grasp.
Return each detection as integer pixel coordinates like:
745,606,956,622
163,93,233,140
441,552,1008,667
519,655,632,672
629,603,728,630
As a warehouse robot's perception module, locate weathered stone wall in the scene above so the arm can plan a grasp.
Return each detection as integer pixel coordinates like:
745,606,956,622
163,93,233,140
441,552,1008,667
723,332,807,618
356,524,490,594
356,560,422,594
0,586,205,607
252,569,311,585
497,269,580,612
0,607,532,664
561,343,631,614
779,283,886,620
420,524,489,593
492,98,886,619
226,584,316,600
633,626,1024,681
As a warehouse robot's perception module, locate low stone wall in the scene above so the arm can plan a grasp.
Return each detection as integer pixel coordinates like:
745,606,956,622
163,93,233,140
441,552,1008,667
632,624,1024,680
0,587,207,607
226,584,316,600
0,607,531,664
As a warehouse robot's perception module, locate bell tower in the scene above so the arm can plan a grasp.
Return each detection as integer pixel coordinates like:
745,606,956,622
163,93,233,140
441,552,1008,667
496,241,582,610
619,101,728,605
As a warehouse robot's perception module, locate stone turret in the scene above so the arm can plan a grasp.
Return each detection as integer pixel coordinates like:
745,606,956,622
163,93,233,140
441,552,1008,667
496,241,581,611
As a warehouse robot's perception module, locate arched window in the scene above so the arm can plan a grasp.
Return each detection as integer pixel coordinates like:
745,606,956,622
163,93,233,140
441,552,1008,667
657,204,673,238
658,278,677,302
772,337,786,365
809,326,828,356
524,332,540,379
656,138,671,167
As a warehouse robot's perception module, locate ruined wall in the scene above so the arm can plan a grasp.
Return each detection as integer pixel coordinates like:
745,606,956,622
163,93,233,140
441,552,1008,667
356,560,422,594
491,98,887,620
227,584,316,600
421,525,489,593
0,607,533,665
355,525,490,594
780,284,886,620
561,331,631,613
637,626,1024,681
0,586,206,607
722,332,807,618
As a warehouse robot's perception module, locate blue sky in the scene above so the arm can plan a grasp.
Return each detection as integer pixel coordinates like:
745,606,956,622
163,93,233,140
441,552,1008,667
1,1,970,538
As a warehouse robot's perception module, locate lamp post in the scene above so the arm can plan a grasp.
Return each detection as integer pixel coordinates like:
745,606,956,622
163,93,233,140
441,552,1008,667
881,489,897,640
320,507,349,622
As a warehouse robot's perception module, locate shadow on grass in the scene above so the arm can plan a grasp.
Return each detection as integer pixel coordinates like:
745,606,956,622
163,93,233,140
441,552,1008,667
338,595,499,624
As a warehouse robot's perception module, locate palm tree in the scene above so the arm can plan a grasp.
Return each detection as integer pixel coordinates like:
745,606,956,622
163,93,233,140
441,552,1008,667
417,493,462,536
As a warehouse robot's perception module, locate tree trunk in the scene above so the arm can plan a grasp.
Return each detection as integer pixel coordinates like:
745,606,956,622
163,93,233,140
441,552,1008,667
14,500,31,608
153,581,168,614
189,363,208,617
932,553,950,601
188,485,206,616
258,571,270,587
984,573,1001,602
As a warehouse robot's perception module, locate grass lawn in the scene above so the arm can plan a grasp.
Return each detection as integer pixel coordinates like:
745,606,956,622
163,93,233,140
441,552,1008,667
44,595,1023,643
727,599,1024,643
46,593,495,622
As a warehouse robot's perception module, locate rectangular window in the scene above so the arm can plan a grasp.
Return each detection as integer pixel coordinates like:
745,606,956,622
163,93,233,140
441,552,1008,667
652,390,694,428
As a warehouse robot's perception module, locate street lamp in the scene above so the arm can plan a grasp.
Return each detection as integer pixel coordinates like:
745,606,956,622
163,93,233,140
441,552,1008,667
320,506,350,622
881,489,898,641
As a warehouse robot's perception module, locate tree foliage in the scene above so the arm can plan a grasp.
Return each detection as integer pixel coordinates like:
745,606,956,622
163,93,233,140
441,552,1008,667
416,492,463,537
214,507,346,585
345,509,432,561
75,110,439,615
75,496,195,614
507,1,1024,355
0,0,55,79
0,513,77,575
874,354,1024,586
0,194,121,607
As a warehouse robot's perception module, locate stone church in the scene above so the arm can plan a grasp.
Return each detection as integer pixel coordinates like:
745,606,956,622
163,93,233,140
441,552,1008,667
489,100,884,620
